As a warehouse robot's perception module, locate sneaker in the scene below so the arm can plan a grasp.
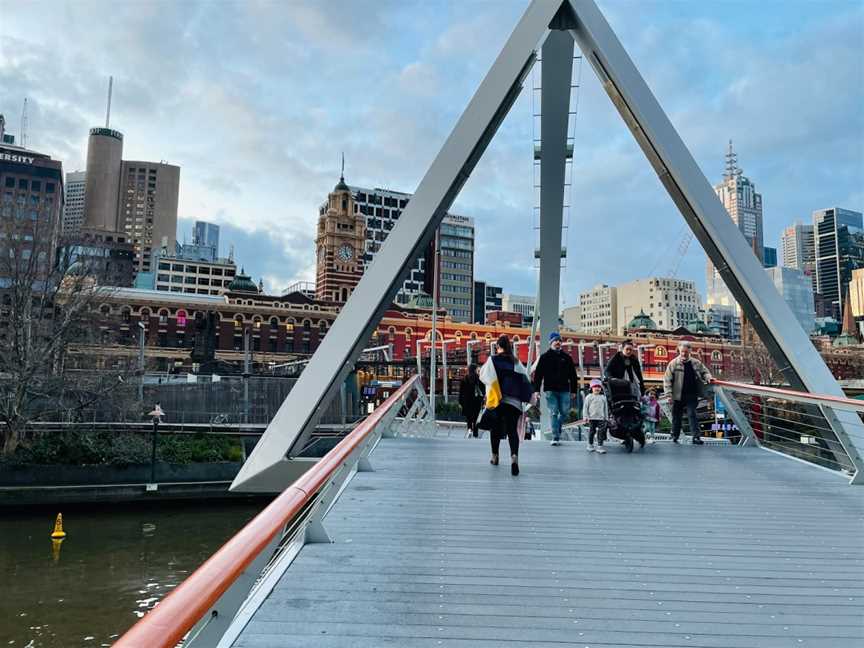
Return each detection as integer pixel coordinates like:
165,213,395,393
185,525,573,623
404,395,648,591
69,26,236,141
692,438,704,445
511,461,519,476
586,444,595,452
596,446,606,454
647,437,655,445
550,439,560,446
672,436,680,444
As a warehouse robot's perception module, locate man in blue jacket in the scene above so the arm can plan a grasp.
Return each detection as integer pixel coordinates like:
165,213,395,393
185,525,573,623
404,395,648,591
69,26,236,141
532,331,579,446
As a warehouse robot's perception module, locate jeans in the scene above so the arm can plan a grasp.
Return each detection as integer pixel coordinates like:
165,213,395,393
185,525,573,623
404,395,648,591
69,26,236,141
545,391,571,442
643,420,657,437
672,399,700,440
491,403,521,457
588,420,606,446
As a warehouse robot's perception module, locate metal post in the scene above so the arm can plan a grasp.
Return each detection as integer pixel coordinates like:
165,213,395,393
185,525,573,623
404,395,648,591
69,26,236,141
137,322,145,402
429,230,439,419
243,328,251,425
150,416,158,484
442,340,448,404
415,340,422,378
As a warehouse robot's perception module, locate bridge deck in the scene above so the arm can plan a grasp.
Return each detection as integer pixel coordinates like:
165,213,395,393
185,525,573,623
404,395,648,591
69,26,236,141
233,438,864,648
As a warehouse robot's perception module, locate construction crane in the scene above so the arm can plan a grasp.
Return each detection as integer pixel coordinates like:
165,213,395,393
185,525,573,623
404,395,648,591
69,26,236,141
666,230,694,277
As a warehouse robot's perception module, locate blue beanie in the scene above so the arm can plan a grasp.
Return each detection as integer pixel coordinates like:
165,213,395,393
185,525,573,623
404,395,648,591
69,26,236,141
549,332,561,341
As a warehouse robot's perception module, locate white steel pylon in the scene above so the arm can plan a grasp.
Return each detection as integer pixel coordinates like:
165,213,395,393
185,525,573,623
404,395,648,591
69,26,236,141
232,0,862,492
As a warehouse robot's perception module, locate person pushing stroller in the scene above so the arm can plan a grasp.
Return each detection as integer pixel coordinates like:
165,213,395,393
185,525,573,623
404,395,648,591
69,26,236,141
583,378,609,454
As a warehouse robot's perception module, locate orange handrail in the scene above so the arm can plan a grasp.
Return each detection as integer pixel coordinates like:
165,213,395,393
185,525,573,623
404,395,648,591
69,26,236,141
711,378,864,412
113,375,420,648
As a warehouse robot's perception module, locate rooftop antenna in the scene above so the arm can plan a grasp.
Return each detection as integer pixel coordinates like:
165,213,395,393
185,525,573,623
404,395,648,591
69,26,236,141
229,244,235,263
20,98,28,149
105,76,113,128
724,139,739,180
340,151,345,183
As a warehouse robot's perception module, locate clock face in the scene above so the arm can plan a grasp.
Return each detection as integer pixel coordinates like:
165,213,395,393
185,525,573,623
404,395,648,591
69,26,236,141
337,244,353,261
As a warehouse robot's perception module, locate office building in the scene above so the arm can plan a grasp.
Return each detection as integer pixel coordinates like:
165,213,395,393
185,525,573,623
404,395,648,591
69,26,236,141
0,140,64,276
579,284,616,334
473,281,503,324
81,126,180,277
154,248,237,296
813,207,864,320
62,171,86,236
699,304,741,341
615,277,701,335
501,293,536,326
118,160,180,275
763,246,777,268
561,304,582,331
193,221,220,254
849,268,864,336
348,184,475,315
706,141,764,308
83,127,123,233
436,214,474,322
780,221,815,273
765,266,815,333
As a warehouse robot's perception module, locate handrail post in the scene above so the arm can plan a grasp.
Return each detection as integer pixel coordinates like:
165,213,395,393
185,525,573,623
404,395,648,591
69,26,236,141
714,385,759,447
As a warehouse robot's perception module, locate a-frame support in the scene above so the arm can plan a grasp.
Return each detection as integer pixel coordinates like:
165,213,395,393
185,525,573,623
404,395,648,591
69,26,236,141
232,0,861,492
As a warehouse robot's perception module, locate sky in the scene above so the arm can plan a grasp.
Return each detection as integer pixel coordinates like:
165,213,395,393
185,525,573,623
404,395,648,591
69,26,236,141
1,0,862,307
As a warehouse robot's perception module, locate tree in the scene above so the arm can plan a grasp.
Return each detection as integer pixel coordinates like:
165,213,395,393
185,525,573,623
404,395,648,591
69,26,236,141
0,209,131,454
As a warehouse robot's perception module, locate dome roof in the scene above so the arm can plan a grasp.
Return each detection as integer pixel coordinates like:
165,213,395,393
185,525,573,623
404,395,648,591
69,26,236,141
333,173,350,193
228,268,259,293
626,309,656,330
685,315,710,334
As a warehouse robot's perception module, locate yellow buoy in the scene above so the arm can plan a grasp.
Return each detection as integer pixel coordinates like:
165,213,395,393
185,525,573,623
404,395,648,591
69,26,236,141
51,513,66,539
51,537,64,562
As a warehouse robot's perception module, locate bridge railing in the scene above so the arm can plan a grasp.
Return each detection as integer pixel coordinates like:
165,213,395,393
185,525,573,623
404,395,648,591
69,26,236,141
112,374,430,648
711,379,863,482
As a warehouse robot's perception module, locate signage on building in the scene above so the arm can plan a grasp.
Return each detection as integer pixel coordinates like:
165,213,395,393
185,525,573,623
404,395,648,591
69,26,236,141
89,127,124,140
0,152,35,164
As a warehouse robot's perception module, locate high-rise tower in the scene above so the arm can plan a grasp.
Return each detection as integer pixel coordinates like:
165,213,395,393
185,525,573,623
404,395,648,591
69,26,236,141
706,141,764,309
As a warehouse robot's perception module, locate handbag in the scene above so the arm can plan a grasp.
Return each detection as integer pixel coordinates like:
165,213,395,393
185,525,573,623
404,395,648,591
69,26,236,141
476,406,499,431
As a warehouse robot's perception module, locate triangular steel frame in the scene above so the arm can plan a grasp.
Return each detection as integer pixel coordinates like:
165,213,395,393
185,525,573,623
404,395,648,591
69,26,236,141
232,0,861,492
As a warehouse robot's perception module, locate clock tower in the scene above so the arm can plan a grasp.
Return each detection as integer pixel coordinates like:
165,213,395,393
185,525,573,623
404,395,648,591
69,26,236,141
315,171,366,304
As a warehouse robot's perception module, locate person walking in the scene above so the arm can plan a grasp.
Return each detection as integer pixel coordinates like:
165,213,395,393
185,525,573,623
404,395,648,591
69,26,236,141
663,341,712,445
480,335,533,476
532,331,578,446
641,389,661,444
604,339,645,396
583,378,609,453
458,364,484,438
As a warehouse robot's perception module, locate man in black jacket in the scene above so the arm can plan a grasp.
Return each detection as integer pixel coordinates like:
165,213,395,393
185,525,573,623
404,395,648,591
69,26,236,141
532,331,578,446
604,339,645,397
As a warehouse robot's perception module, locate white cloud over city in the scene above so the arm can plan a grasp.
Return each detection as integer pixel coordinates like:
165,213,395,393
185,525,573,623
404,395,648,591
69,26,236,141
1,0,861,302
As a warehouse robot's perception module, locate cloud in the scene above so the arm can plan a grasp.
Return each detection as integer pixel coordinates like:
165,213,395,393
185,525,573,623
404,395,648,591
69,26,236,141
0,0,861,309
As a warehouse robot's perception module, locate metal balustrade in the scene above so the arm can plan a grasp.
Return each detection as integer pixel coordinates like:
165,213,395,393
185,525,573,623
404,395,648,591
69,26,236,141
711,379,863,482
112,375,431,648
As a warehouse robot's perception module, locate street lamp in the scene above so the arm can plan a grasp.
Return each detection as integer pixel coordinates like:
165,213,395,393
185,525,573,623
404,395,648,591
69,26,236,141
147,402,165,488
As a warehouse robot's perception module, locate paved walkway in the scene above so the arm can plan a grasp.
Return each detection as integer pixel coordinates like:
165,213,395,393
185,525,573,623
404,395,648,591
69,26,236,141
234,438,864,648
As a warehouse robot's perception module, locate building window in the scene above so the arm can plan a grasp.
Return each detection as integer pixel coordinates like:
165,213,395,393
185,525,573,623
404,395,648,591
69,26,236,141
177,310,187,328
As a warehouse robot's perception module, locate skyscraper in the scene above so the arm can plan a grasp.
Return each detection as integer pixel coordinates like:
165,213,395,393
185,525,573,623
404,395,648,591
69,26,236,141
80,126,180,277
762,246,777,268
193,221,220,253
765,266,815,333
813,207,864,320
118,161,180,275
706,141,764,308
348,183,475,321
780,221,815,272
62,170,86,236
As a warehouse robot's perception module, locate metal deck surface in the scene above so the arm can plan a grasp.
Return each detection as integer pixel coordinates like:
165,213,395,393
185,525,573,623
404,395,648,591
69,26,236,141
233,438,864,648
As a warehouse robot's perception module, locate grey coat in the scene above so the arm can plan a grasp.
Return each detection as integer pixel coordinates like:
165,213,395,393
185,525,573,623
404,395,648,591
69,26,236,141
663,355,712,402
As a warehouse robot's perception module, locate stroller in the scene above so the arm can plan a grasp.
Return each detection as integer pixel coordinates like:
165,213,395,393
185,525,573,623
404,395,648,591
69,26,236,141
604,378,645,452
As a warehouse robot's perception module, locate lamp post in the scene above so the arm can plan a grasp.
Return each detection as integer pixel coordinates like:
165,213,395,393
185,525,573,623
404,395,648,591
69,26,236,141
147,403,165,486
137,321,146,402
465,339,482,369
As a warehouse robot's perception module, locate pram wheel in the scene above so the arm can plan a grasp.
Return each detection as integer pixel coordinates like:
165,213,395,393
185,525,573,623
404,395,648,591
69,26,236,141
624,436,634,453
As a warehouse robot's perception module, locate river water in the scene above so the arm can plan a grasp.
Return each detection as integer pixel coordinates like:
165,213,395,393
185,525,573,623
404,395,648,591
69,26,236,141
0,500,265,647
